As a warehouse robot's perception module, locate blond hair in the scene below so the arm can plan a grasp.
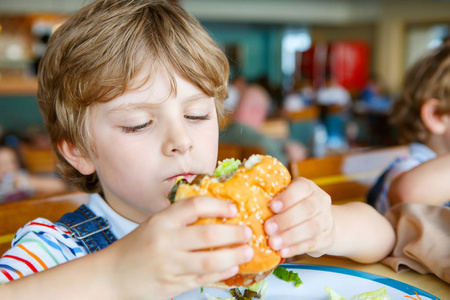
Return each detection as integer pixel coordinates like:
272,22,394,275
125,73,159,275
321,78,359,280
392,40,450,143
37,0,229,192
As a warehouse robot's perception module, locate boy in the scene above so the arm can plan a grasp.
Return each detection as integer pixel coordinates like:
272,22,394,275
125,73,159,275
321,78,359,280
0,1,394,299
367,41,450,214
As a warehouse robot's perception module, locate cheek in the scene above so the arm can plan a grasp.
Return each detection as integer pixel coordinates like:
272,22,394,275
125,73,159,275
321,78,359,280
95,140,153,177
190,122,219,172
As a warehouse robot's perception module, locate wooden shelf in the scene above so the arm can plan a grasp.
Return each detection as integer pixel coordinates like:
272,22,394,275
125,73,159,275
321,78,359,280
0,77,38,96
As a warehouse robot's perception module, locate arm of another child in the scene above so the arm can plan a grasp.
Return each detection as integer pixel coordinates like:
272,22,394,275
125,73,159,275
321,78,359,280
265,177,395,264
0,197,253,299
388,154,450,206
28,175,69,196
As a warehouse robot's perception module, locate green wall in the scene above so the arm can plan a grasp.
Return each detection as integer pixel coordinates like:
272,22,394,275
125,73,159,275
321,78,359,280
0,95,45,133
204,22,283,86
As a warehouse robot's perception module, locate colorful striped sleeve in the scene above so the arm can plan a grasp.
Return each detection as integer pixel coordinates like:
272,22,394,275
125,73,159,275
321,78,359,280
0,218,88,283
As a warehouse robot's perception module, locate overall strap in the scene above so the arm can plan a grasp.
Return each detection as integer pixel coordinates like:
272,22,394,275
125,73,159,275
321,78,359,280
366,167,390,208
55,204,117,253
366,158,401,208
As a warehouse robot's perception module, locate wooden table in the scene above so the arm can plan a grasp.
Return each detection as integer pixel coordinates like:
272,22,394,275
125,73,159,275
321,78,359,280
289,255,449,299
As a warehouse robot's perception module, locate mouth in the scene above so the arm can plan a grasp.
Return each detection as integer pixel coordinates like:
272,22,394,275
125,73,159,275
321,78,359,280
167,173,197,183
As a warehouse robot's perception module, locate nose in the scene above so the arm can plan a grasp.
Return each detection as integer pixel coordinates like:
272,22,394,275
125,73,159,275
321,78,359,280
162,121,193,156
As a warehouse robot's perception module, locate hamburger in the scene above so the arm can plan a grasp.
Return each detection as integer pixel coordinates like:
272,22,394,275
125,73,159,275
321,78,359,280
169,154,291,288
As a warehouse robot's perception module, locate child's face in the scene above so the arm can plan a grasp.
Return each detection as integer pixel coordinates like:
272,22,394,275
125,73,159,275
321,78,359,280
81,70,219,223
0,147,20,181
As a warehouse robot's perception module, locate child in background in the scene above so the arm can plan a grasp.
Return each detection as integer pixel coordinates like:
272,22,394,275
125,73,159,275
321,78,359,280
0,1,395,299
367,41,450,214
0,145,67,202
0,145,32,202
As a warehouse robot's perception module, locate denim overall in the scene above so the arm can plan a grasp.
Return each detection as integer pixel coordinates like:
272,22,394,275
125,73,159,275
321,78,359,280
55,204,117,253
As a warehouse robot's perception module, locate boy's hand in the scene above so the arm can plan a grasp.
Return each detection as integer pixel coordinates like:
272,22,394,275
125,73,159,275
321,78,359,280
264,177,335,258
109,197,254,299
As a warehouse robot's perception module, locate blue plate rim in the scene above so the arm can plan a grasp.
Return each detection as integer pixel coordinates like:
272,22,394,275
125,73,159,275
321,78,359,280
280,263,439,300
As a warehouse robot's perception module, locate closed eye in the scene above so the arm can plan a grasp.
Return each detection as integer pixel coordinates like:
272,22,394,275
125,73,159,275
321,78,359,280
185,114,210,121
122,121,152,133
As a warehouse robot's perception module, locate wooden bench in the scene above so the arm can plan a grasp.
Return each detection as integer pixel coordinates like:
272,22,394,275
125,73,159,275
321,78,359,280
0,192,89,256
20,147,58,174
289,145,409,204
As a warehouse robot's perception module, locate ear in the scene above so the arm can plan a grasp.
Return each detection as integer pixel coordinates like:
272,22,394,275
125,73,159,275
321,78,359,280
57,140,96,175
421,98,448,135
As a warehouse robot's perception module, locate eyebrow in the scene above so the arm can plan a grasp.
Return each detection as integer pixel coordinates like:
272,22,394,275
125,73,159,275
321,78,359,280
107,93,211,114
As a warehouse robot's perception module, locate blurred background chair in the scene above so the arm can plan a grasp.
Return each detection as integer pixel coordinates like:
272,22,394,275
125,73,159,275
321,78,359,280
0,192,88,255
286,105,320,149
20,146,57,174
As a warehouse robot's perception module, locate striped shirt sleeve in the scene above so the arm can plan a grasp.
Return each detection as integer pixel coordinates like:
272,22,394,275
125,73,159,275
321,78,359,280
0,218,88,283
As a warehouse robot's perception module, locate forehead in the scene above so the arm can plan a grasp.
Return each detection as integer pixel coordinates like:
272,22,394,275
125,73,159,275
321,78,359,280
99,69,212,114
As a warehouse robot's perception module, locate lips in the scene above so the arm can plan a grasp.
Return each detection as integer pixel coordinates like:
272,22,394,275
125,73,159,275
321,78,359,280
167,173,196,183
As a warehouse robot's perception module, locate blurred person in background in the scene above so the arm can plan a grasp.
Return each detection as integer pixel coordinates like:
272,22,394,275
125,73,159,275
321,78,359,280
366,42,450,284
316,72,351,152
224,74,248,114
220,84,308,165
367,40,450,214
360,73,391,113
316,72,351,108
358,74,394,146
0,145,68,203
283,75,315,112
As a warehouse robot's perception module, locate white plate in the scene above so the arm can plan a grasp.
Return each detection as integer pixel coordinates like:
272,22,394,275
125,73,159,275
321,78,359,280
175,263,440,300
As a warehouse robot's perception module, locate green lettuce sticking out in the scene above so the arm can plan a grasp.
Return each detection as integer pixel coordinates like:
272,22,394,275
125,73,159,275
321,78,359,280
205,280,268,300
214,158,242,177
273,266,303,287
248,280,268,299
168,176,188,203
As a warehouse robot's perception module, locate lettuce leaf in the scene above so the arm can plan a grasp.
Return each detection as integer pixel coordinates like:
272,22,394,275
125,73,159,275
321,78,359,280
325,286,390,300
273,266,303,287
214,158,241,177
204,280,268,300
325,286,348,300
248,280,268,299
350,287,390,300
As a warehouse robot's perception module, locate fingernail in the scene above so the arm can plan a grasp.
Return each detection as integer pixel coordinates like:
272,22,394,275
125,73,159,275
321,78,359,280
280,248,290,257
270,201,283,213
271,235,283,250
265,221,278,235
244,246,254,261
229,204,237,216
245,226,253,240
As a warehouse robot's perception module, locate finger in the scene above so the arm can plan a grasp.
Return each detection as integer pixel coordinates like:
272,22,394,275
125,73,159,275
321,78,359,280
179,245,254,275
277,227,334,258
268,212,333,251
265,190,330,235
177,224,252,250
192,265,240,288
269,177,315,213
166,197,238,226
